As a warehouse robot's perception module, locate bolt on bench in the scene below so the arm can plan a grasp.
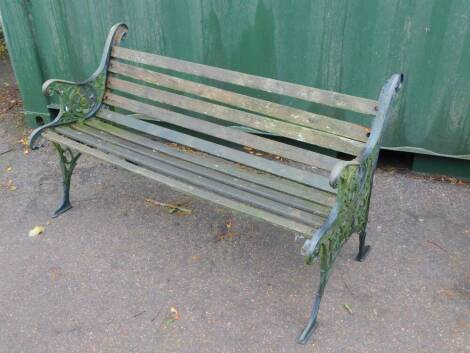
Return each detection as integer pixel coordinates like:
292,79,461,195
29,23,402,343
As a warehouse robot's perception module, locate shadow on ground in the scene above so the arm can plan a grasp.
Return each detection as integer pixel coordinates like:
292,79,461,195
0,58,469,353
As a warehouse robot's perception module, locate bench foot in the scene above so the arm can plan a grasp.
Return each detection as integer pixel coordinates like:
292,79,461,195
297,256,329,345
52,202,73,218
51,142,81,218
297,293,322,344
355,230,371,262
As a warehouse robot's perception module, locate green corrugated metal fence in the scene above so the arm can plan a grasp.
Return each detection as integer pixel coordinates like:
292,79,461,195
0,0,469,162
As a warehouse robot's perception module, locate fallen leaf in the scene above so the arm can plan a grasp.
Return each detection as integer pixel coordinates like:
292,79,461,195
440,288,454,300
28,225,45,238
163,307,180,328
217,218,239,241
343,304,353,314
6,166,12,172
179,145,194,153
46,220,52,225
49,267,61,281
7,179,16,191
19,136,28,146
170,307,180,321
163,318,175,328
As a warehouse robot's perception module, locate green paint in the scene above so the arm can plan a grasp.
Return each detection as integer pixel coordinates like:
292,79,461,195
45,72,106,124
51,141,81,217
0,0,49,124
0,0,468,160
28,72,107,150
412,154,470,181
307,158,374,265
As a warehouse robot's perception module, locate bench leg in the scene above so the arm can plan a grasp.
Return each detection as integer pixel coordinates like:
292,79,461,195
297,254,329,344
355,189,372,262
356,229,371,262
51,142,81,218
297,271,327,344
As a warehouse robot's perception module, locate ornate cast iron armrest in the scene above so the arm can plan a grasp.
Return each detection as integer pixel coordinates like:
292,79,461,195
302,73,403,261
301,160,367,263
329,159,360,188
28,23,128,150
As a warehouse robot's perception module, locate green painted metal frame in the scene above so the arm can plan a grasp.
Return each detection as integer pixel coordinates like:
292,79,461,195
297,73,403,344
28,23,128,150
27,23,127,217
50,142,81,217
26,22,404,344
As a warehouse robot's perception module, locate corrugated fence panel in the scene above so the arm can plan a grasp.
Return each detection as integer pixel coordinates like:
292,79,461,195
0,0,469,159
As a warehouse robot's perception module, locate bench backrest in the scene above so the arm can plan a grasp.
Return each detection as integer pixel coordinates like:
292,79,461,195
103,45,378,169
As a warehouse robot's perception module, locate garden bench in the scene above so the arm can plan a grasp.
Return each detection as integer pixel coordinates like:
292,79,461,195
29,23,402,344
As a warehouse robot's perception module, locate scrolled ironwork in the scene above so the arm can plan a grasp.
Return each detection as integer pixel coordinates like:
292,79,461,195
29,23,128,150
303,74,403,262
50,142,81,217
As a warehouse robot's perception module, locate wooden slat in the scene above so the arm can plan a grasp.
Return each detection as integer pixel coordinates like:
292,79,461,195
84,118,336,207
45,130,317,235
73,122,332,215
109,60,369,142
104,92,342,170
96,109,336,193
57,126,327,226
112,46,378,115
107,77,365,155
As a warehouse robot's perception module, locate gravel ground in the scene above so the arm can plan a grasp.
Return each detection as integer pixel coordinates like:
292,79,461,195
1,57,469,353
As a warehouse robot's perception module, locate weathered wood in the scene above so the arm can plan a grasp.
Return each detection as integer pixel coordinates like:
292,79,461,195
57,125,328,225
107,77,365,155
73,122,332,215
112,46,378,115
45,130,317,235
96,109,336,193
103,93,341,171
84,118,336,207
109,60,369,142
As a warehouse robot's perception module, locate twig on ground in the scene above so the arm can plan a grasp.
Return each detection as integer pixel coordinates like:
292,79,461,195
0,100,18,114
0,148,13,157
145,198,192,215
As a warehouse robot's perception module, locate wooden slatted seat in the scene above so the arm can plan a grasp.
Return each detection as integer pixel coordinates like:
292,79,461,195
29,24,403,344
